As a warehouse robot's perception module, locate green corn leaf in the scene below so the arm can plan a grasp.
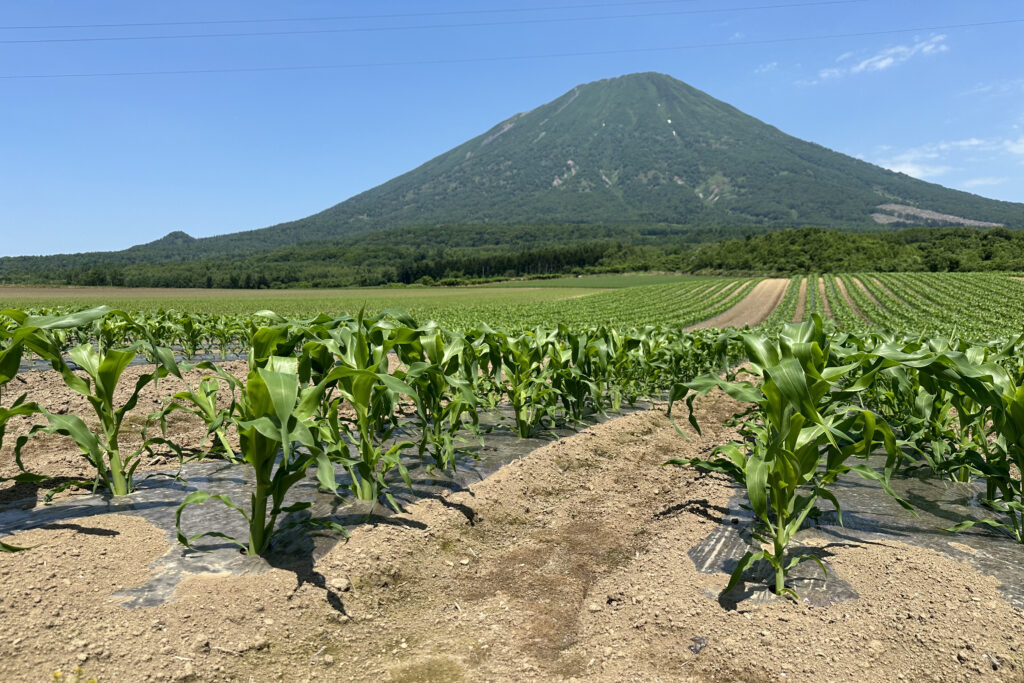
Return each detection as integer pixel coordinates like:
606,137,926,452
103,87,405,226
746,454,769,521
722,550,766,596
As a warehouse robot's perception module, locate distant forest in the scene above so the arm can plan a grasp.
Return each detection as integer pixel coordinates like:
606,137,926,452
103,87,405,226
2,225,1023,288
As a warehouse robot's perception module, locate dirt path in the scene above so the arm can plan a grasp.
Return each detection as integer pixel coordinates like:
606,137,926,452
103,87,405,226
687,278,790,330
817,277,832,319
792,277,807,323
834,277,871,323
851,276,882,308
1,390,1022,682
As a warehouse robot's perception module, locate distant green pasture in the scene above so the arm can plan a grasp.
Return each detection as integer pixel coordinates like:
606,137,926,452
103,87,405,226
0,284,597,317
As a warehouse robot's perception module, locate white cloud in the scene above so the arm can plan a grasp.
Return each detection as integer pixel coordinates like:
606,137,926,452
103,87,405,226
959,78,1024,98
807,35,948,84
754,61,778,74
1006,137,1024,155
962,177,1008,188
937,138,988,151
885,162,951,179
873,135,1024,184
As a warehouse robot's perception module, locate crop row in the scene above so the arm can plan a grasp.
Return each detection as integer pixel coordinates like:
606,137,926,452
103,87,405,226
673,314,1024,596
783,273,1024,340
0,307,738,555
5,299,1024,602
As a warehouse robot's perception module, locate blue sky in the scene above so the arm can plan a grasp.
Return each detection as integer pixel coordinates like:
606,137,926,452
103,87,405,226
1,1,1022,257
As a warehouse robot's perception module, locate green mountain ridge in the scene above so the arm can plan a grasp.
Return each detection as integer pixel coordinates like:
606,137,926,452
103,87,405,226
2,72,1022,283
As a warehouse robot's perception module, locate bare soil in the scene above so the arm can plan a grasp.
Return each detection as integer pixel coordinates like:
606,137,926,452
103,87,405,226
2,377,1021,682
792,277,808,323
834,277,871,323
817,277,832,320
688,278,790,330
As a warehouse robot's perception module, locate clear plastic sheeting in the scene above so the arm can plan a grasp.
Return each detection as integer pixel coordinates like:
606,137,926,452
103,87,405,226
687,496,859,609
689,455,1024,610
0,402,650,609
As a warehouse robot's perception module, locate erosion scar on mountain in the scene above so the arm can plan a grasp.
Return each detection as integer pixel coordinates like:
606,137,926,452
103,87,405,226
687,278,789,330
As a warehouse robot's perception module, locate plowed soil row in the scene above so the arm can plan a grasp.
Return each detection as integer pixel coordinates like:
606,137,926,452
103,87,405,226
852,276,882,307
687,278,790,330
870,276,911,306
792,277,808,323
817,277,832,319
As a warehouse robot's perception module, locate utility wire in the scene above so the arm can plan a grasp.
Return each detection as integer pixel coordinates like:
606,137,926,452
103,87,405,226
0,0,761,29
0,0,868,44
0,0,849,30
1,18,1019,80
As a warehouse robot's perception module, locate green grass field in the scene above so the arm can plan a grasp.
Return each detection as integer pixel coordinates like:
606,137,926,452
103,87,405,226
0,284,598,317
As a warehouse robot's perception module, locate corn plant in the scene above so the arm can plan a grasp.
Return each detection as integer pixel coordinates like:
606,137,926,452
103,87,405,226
175,357,342,556
463,325,506,410
16,334,175,497
149,361,241,462
667,316,907,598
397,324,479,471
497,328,561,437
1,307,110,547
896,339,1024,542
313,315,419,510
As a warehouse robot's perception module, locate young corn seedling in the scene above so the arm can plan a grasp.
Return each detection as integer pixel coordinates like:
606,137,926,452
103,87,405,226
397,324,479,472
314,315,419,510
149,361,241,462
16,336,174,497
898,337,1024,542
1,307,111,544
498,328,561,437
668,317,907,599
175,356,342,556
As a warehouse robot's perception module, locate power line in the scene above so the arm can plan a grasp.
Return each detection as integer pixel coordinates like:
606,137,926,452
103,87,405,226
0,1,739,30
2,18,1019,81
0,0,868,45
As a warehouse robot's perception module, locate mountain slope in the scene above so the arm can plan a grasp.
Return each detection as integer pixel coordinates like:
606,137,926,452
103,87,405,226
217,71,1021,244
2,71,1022,277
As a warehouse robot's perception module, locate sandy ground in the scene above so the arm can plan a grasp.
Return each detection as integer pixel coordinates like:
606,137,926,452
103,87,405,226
688,279,790,331
1,375,1022,682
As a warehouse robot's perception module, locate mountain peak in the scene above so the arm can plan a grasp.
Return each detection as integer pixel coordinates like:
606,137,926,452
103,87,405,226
23,73,1024,267
131,231,197,251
